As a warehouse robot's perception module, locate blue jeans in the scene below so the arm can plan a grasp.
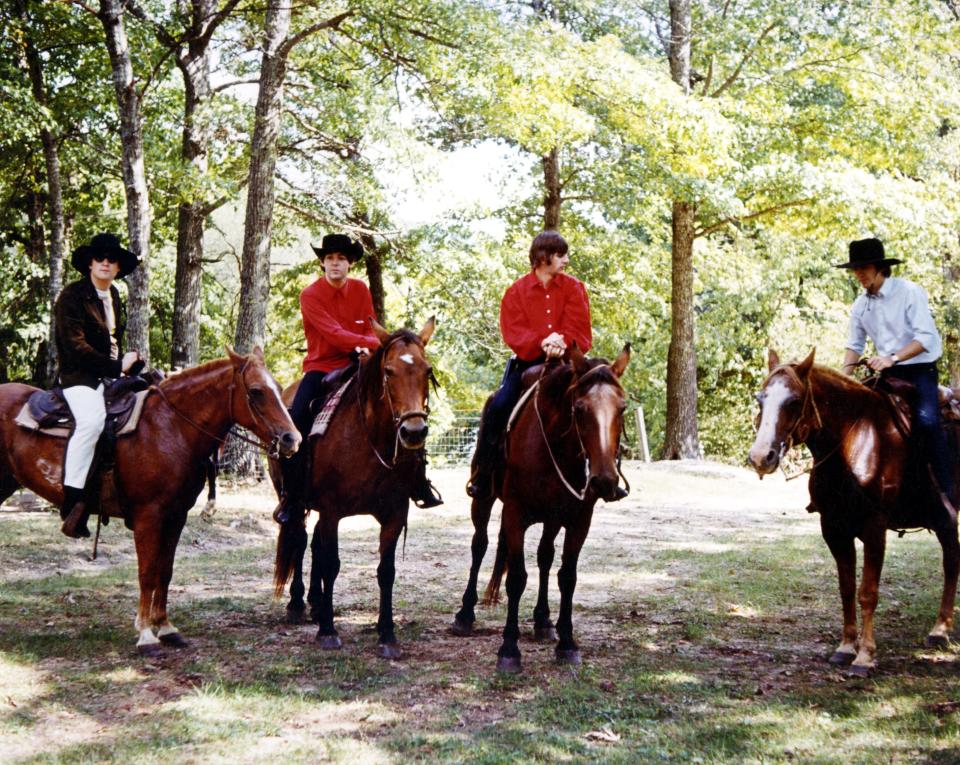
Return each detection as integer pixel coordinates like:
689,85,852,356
483,356,538,445
883,362,952,497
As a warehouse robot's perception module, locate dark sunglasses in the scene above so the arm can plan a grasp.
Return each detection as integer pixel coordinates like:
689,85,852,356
92,253,120,264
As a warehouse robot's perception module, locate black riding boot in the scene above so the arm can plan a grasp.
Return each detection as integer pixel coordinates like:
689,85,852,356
466,429,497,500
273,451,304,525
410,455,443,508
60,486,90,538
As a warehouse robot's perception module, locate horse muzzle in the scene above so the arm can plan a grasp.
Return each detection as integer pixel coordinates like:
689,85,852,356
588,472,621,502
277,430,301,458
398,416,428,450
747,440,781,476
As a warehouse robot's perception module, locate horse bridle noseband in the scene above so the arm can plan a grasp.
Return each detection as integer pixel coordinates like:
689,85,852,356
358,336,433,470
534,363,630,501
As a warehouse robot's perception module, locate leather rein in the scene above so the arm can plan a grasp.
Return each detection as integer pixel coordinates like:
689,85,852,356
150,359,285,458
357,336,433,470
533,363,630,501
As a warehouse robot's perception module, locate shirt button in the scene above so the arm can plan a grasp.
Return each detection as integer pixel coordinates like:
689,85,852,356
546,309,551,313
547,324,552,328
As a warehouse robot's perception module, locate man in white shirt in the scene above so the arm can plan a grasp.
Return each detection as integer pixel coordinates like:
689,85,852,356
839,237,954,529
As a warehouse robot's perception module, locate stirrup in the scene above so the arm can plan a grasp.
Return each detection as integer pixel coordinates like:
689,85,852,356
412,479,443,509
61,502,91,538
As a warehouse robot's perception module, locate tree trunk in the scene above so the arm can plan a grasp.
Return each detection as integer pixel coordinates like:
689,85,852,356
233,0,291,354
354,227,386,324
171,0,217,368
661,0,701,459
99,0,151,362
17,0,67,385
542,147,561,230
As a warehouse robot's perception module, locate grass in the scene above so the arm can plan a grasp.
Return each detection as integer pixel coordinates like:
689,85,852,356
1,465,959,764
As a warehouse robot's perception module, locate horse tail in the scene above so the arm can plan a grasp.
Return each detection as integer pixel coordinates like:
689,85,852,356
481,530,509,606
273,519,299,598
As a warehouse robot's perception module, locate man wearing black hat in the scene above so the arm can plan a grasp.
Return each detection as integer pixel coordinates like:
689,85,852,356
838,237,955,529
54,232,142,538
274,233,441,524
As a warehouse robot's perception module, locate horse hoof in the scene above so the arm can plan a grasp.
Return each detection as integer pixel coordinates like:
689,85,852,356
555,649,582,666
158,632,188,648
316,634,342,650
847,664,872,678
286,608,307,625
534,626,558,642
450,618,474,637
925,634,950,650
496,656,522,674
378,643,403,660
828,651,856,666
137,643,163,657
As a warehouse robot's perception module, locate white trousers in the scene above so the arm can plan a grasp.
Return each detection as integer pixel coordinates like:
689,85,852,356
62,383,106,490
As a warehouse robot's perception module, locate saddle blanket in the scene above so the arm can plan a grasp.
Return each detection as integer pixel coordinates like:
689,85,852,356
14,389,151,438
309,377,355,438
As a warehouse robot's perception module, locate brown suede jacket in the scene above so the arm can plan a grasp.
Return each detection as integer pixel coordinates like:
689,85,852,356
54,277,125,389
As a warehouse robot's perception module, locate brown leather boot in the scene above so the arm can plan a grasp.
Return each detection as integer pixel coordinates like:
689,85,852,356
60,487,91,538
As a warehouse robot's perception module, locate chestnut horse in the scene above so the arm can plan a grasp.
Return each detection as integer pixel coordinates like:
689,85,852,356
273,318,435,658
452,344,630,672
748,349,960,676
0,349,300,655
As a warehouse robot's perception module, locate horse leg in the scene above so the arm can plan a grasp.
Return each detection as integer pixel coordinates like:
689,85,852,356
307,522,322,624
496,501,527,673
820,517,858,666
286,521,309,624
533,522,560,642
926,524,960,648
314,512,342,649
850,524,886,676
555,515,592,666
452,493,496,636
375,512,406,659
153,511,190,648
132,509,166,656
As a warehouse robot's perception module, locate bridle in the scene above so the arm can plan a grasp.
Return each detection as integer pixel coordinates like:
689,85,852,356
152,358,286,458
534,363,629,501
357,335,433,470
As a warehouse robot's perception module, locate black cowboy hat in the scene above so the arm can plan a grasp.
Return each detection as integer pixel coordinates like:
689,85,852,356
70,232,140,278
311,233,364,263
834,237,902,269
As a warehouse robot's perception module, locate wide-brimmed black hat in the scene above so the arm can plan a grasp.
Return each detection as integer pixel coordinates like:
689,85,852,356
311,233,363,263
834,238,902,269
71,233,140,278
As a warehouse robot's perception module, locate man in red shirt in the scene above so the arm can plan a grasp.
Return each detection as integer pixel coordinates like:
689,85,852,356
276,234,441,523
466,230,595,499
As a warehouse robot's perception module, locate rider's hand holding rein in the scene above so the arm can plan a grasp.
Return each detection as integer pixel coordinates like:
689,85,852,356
121,351,141,374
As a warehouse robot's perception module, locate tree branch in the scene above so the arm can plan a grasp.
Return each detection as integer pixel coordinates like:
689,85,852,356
709,21,778,98
279,10,354,57
695,198,811,237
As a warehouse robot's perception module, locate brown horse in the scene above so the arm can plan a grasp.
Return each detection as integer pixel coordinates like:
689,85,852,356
273,318,435,658
0,349,300,655
748,349,960,675
452,344,630,672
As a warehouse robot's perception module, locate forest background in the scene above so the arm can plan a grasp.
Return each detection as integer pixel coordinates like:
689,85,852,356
1,0,959,462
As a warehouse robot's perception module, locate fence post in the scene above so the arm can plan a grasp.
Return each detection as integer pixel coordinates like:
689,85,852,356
635,406,651,463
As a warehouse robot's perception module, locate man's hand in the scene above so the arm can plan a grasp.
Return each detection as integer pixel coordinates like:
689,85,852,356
121,350,141,374
355,346,371,357
866,355,897,372
541,332,566,359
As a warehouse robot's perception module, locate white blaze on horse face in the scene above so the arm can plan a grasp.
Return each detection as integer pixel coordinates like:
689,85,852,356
754,378,792,455
586,386,620,457
399,353,414,365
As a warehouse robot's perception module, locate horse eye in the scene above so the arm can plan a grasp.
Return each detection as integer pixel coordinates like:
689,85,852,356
384,366,395,377
249,388,265,400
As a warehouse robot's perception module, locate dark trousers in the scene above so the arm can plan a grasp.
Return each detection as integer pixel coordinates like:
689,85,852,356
883,362,953,497
289,363,358,439
473,356,539,470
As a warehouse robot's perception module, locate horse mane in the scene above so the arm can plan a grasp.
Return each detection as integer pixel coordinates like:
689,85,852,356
772,361,877,399
156,357,233,393
538,356,618,400
357,329,424,403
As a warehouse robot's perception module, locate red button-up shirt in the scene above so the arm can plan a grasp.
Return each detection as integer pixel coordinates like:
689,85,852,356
500,271,592,361
301,277,379,373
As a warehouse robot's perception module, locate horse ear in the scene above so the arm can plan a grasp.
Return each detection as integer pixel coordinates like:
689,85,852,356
419,315,436,346
226,346,242,366
611,343,631,378
570,342,589,376
768,349,780,371
251,345,264,360
369,316,391,345
796,348,816,376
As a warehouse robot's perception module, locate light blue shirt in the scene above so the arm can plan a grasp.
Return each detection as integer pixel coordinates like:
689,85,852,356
845,276,941,363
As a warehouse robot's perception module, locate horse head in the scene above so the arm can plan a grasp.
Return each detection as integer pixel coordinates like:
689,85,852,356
747,348,816,476
226,346,301,458
568,343,631,501
369,316,436,450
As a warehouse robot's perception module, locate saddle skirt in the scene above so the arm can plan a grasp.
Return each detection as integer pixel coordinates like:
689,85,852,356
309,376,355,439
14,379,152,438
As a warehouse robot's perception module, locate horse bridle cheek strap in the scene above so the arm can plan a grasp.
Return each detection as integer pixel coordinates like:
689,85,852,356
232,360,284,458
775,365,822,452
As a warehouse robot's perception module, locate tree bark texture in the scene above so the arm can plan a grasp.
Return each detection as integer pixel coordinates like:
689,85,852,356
233,0,290,355
171,0,217,368
17,0,67,385
662,0,701,459
358,232,386,325
542,147,561,230
99,0,151,362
